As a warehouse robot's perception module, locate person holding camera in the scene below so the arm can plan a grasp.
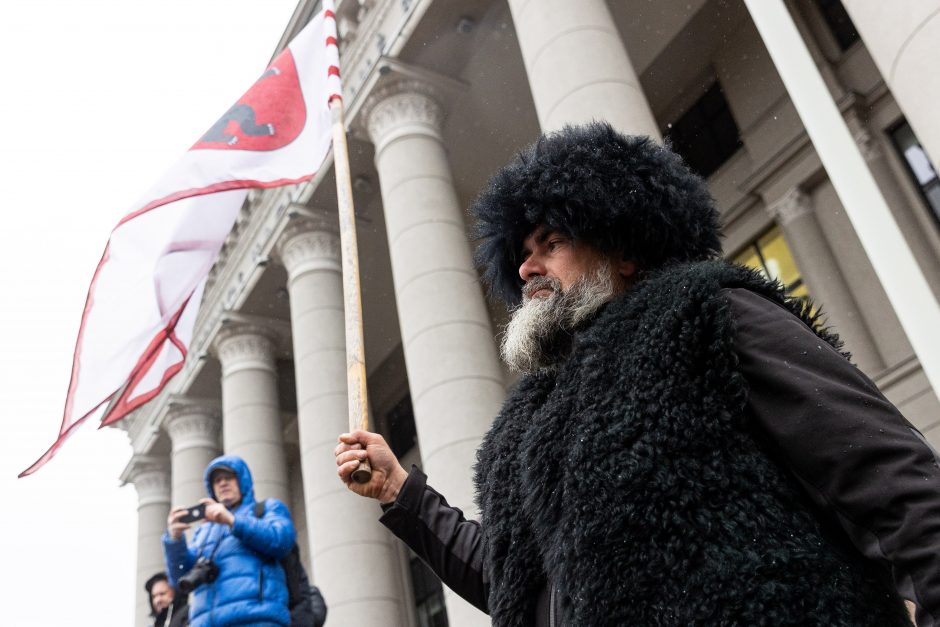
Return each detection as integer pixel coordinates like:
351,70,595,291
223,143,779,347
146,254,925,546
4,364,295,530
163,455,296,627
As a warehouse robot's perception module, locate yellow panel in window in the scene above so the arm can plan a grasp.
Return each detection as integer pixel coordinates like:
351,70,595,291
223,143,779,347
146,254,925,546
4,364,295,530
734,247,756,267
789,282,809,300
734,247,766,277
757,226,802,289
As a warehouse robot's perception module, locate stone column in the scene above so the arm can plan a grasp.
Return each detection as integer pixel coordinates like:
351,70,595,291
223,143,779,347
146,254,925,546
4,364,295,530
507,0,660,137
842,1,940,167
744,0,940,408
853,126,940,303
366,82,501,626
164,400,221,507
214,322,289,504
766,188,883,371
126,456,171,627
277,210,406,624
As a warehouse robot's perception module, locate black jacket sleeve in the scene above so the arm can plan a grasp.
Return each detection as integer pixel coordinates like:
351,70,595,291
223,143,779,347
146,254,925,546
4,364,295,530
727,287,940,627
379,466,490,613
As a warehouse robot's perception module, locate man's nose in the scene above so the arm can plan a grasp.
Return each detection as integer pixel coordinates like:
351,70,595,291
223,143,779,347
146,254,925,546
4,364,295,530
519,255,544,282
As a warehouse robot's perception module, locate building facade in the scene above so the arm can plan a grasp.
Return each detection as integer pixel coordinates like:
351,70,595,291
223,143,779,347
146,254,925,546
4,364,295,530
120,1,940,625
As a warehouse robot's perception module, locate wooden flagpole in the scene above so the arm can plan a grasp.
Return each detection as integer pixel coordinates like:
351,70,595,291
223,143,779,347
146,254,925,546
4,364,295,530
330,96,372,484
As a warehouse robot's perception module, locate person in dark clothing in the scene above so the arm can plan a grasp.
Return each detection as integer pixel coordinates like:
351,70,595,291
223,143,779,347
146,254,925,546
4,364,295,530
246,498,326,627
145,572,188,627
307,585,328,627
336,123,940,626
282,542,327,627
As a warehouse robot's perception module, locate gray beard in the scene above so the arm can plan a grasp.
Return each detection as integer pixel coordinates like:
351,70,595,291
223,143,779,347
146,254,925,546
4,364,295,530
500,262,616,374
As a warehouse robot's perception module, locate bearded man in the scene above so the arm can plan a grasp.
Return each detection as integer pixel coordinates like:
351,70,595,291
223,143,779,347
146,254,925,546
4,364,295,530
335,123,940,626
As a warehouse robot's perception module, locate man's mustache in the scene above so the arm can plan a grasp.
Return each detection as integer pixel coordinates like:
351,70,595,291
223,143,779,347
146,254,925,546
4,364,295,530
522,276,561,300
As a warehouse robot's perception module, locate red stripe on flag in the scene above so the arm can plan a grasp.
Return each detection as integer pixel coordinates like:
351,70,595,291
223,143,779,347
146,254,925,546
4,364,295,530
118,174,318,227
18,240,116,478
328,94,343,103
325,9,335,18
20,171,320,477
103,360,185,427
326,36,338,47
19,284,194,475
17,398,112,478
100,299,191,428
328,66,340,78
63,243,111,426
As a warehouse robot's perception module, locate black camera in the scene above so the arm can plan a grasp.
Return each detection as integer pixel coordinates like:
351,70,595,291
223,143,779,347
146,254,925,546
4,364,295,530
177,557,219,594
178,503,207,524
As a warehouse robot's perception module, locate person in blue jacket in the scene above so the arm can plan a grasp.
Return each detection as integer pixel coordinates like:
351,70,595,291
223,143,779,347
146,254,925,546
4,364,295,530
163,455,296,627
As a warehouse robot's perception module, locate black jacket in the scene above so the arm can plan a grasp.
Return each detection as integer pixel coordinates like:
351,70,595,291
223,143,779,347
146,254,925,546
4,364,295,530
381,263,940,626
153,598,189,627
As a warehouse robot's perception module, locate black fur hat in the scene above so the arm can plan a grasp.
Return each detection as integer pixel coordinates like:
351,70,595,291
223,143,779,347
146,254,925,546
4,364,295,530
471,122,723,305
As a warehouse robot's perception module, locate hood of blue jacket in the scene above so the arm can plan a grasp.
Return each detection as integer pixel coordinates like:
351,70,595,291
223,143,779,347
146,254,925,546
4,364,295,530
203,455,255,507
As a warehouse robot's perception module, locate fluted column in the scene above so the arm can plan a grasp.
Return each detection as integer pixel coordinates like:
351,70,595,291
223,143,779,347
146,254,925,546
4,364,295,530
842,2,940,168
277,210,406,624
766,188,883,371
127,456,171,627
366,82,500,626
165,400,221,507
507,0,660,137
744,0,940,396
853,126,940,304
214,322,289,504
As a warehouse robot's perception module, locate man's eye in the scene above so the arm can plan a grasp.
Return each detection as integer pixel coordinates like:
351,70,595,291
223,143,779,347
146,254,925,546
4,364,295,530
547,239,565,251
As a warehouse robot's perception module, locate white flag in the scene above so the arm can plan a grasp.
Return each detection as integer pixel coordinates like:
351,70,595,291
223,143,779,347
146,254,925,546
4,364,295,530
21,1,341,476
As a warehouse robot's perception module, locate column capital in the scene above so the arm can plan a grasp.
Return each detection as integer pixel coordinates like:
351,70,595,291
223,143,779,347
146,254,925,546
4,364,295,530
853,127,883,162
123,455,171,508
276,207,342,280
363,80,444,152
164,398,221,453
767,188,813,226
213,320,279,376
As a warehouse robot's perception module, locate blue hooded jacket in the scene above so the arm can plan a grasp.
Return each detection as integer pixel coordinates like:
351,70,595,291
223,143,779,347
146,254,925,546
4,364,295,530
163,455,296,627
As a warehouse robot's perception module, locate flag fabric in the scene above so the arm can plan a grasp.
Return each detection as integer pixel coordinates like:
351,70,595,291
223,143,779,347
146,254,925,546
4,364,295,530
20,1,341,477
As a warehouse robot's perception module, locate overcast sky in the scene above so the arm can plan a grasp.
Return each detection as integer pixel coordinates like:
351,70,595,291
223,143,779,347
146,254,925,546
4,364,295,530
0,1,299,624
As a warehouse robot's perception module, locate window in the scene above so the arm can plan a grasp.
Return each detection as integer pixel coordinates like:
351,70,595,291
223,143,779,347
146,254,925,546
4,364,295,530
665,82,742,179
890,120,940,227
815,0,860,51
411,557,449,627
733,225,809,300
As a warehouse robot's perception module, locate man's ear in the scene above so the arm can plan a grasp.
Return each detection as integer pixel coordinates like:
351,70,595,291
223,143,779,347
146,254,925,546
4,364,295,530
616,259,637,280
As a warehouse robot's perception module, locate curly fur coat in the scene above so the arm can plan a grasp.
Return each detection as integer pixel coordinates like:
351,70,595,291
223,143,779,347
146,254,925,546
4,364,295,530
474,261,909,626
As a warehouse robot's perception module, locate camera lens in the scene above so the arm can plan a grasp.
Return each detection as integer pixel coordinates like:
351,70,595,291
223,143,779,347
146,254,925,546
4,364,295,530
177,558,219,594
